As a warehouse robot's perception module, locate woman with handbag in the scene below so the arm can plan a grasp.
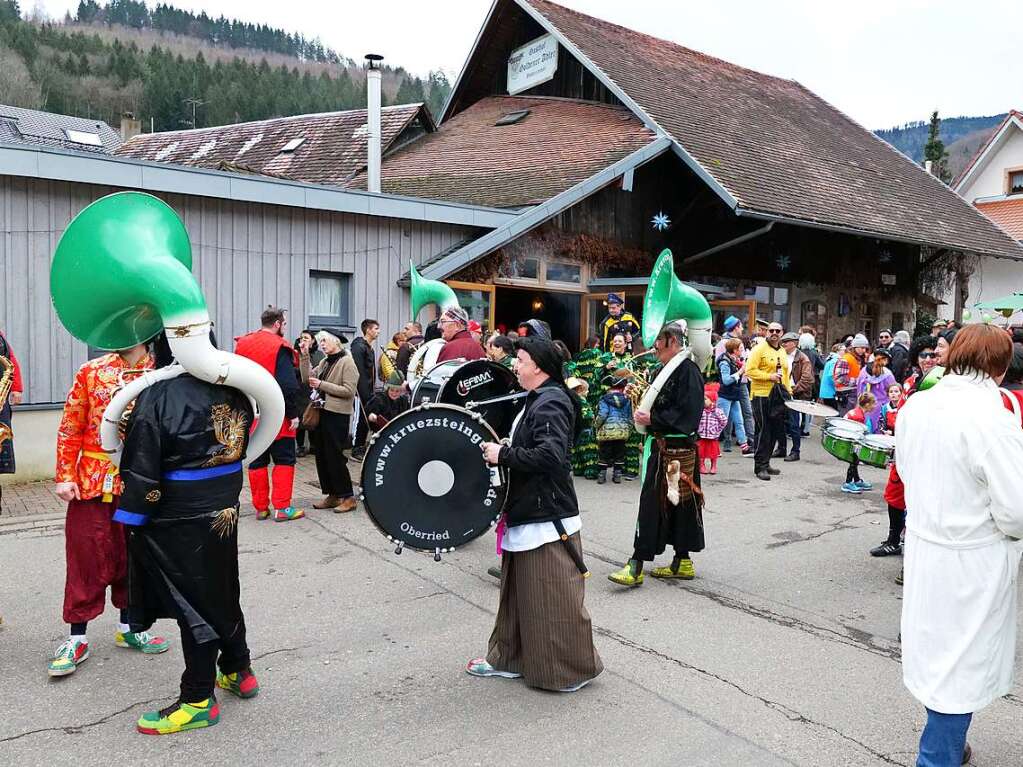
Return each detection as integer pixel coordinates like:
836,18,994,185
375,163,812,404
294,330,324,457
299,329,360,513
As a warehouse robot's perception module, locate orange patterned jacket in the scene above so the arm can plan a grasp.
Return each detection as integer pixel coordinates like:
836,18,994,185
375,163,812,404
56,352,153,499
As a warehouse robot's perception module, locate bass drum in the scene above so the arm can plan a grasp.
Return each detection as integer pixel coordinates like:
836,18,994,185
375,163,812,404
360,403,508,553
413,359,521,438
411,359,463,407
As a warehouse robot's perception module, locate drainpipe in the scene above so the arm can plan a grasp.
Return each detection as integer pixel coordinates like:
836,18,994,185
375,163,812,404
682,222,774,265
365,53,383,194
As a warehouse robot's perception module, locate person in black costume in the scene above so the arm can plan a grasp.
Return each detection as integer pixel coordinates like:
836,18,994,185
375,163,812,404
364,369,411,431
608,323,705,587
115,333,260,736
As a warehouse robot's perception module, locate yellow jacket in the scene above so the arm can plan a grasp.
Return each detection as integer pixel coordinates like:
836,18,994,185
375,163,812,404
745,341,792,398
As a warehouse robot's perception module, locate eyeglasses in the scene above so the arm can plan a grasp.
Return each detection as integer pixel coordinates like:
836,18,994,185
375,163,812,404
918,352,937,359
767,329,783,334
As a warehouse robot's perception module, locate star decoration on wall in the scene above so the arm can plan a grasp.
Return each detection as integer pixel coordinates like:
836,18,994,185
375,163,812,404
775,254,791,270
651,211,671,231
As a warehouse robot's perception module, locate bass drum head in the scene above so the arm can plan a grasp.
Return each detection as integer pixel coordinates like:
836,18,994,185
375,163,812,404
438,359,521,438
360,403,508,552
411,360,463,407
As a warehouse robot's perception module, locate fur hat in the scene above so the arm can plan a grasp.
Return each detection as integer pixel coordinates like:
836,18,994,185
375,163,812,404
850,333,870,349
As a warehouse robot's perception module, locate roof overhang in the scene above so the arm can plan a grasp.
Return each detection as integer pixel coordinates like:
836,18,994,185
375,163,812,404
735,207,1023,261
953,111,1023,195
418,137,672,280
0,142,517,229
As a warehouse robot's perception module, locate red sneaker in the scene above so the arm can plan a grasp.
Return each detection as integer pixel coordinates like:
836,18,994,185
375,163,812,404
216,668,260,698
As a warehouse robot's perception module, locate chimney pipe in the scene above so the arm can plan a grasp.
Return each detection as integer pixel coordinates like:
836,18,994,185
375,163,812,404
365,54,384,194
120,111,141,142
924,159,933,175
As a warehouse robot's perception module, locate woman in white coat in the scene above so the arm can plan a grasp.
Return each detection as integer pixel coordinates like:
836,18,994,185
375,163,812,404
896,324,1023,767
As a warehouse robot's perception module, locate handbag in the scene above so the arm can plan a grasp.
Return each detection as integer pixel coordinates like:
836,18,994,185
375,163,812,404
301,400,322,430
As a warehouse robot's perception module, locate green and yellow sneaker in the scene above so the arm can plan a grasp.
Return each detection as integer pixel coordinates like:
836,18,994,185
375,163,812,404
607,564,644,587
216,668,260,698
651,559,696,580
48,638,89,677
137,698,219,735
116,630,170,654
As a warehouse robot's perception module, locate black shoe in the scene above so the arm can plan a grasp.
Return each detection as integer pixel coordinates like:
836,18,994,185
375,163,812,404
962,742,972,765
766,467,781,476
350,448,366,462
870,541,901,557
784,452,800,462
772,448,786,459
597,469,607,485
800,430,811,437
612,466,622,484
755,470,771,481
296,447,308,458
487,565,502,580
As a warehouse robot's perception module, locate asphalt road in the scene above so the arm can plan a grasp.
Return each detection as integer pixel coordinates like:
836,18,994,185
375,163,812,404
1,436,1020,766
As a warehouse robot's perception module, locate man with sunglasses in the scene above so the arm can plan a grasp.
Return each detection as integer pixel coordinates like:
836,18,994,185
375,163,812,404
744,322,791,481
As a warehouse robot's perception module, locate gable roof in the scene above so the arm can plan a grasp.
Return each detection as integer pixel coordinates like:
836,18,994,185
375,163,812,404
0,104,121,153
115,104,432,187
445,0,1023,260
975,199,1023,242
952,110,1023,193
350,95,655,208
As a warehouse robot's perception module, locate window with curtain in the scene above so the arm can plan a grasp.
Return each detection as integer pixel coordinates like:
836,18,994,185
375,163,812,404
308,271,351,327
1010,170,1023,196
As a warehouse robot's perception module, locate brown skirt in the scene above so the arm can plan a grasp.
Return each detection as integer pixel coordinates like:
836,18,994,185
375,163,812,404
486,532,604,691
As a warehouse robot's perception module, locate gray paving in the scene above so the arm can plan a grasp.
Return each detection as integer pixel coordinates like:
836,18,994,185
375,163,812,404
0,436,1020,766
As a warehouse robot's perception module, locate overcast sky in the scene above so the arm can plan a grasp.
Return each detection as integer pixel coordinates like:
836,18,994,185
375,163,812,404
33,0,1021,129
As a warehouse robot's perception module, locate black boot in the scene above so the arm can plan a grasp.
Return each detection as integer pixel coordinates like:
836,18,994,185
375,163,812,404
597,467,607,485
784,451,800,462
612,466,622,484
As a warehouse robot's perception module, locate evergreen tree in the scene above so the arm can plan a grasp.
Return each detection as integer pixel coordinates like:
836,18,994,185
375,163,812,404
923,110,951,183
426,70,451,119
395,75,426,105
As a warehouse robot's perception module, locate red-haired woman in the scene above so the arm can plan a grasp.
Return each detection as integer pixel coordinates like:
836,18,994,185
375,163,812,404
896,324,1023,766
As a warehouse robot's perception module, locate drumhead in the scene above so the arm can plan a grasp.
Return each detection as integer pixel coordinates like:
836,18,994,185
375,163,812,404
860,434,896,449
360,403,508,552
438,359,520,438
823,417,867,435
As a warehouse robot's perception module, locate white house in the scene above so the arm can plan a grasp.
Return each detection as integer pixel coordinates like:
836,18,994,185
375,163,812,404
952,110,1023,318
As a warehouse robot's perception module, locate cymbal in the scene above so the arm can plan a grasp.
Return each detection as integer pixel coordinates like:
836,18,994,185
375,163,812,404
784,400,839,417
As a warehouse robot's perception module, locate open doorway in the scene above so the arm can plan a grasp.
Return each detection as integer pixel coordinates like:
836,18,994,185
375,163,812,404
494,286,582,353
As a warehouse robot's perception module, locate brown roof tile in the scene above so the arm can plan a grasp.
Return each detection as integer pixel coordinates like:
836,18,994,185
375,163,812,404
114,104,430,186
976,199,1023,241
350,95,654,208
522,0,1023,259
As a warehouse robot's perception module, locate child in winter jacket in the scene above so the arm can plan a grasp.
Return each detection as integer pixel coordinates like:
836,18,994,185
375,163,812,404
697,388,729,474
594,374,633,484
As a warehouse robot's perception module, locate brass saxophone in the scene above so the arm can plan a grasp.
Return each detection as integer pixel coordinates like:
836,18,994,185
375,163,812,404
0,354,13,450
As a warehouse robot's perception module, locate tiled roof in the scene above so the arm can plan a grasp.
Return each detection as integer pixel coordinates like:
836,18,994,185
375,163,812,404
952,110,1023,190
115,105,431,187
519,0,1023,260
975,199,1023,241
349,95,654,208
0,104,121,153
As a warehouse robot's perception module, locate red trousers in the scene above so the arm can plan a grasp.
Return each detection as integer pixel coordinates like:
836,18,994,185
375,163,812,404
63,498,127,624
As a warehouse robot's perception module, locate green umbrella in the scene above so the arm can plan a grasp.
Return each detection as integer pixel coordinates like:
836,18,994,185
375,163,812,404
973,293,1023,319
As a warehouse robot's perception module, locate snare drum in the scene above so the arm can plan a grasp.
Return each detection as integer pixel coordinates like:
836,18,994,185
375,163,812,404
856,434,896,468
411,360,462,407
821,423,866,463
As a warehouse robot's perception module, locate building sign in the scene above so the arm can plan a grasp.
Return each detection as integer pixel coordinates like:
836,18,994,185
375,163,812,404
507,34,558,95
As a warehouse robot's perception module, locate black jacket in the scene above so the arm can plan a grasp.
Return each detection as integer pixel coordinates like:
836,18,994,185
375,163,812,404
889,342,910,384
350,337,376,401
498,379,579,528
649,358,704,436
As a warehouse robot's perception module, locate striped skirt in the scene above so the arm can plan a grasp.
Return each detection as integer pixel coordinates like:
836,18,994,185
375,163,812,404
486,532,604,691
